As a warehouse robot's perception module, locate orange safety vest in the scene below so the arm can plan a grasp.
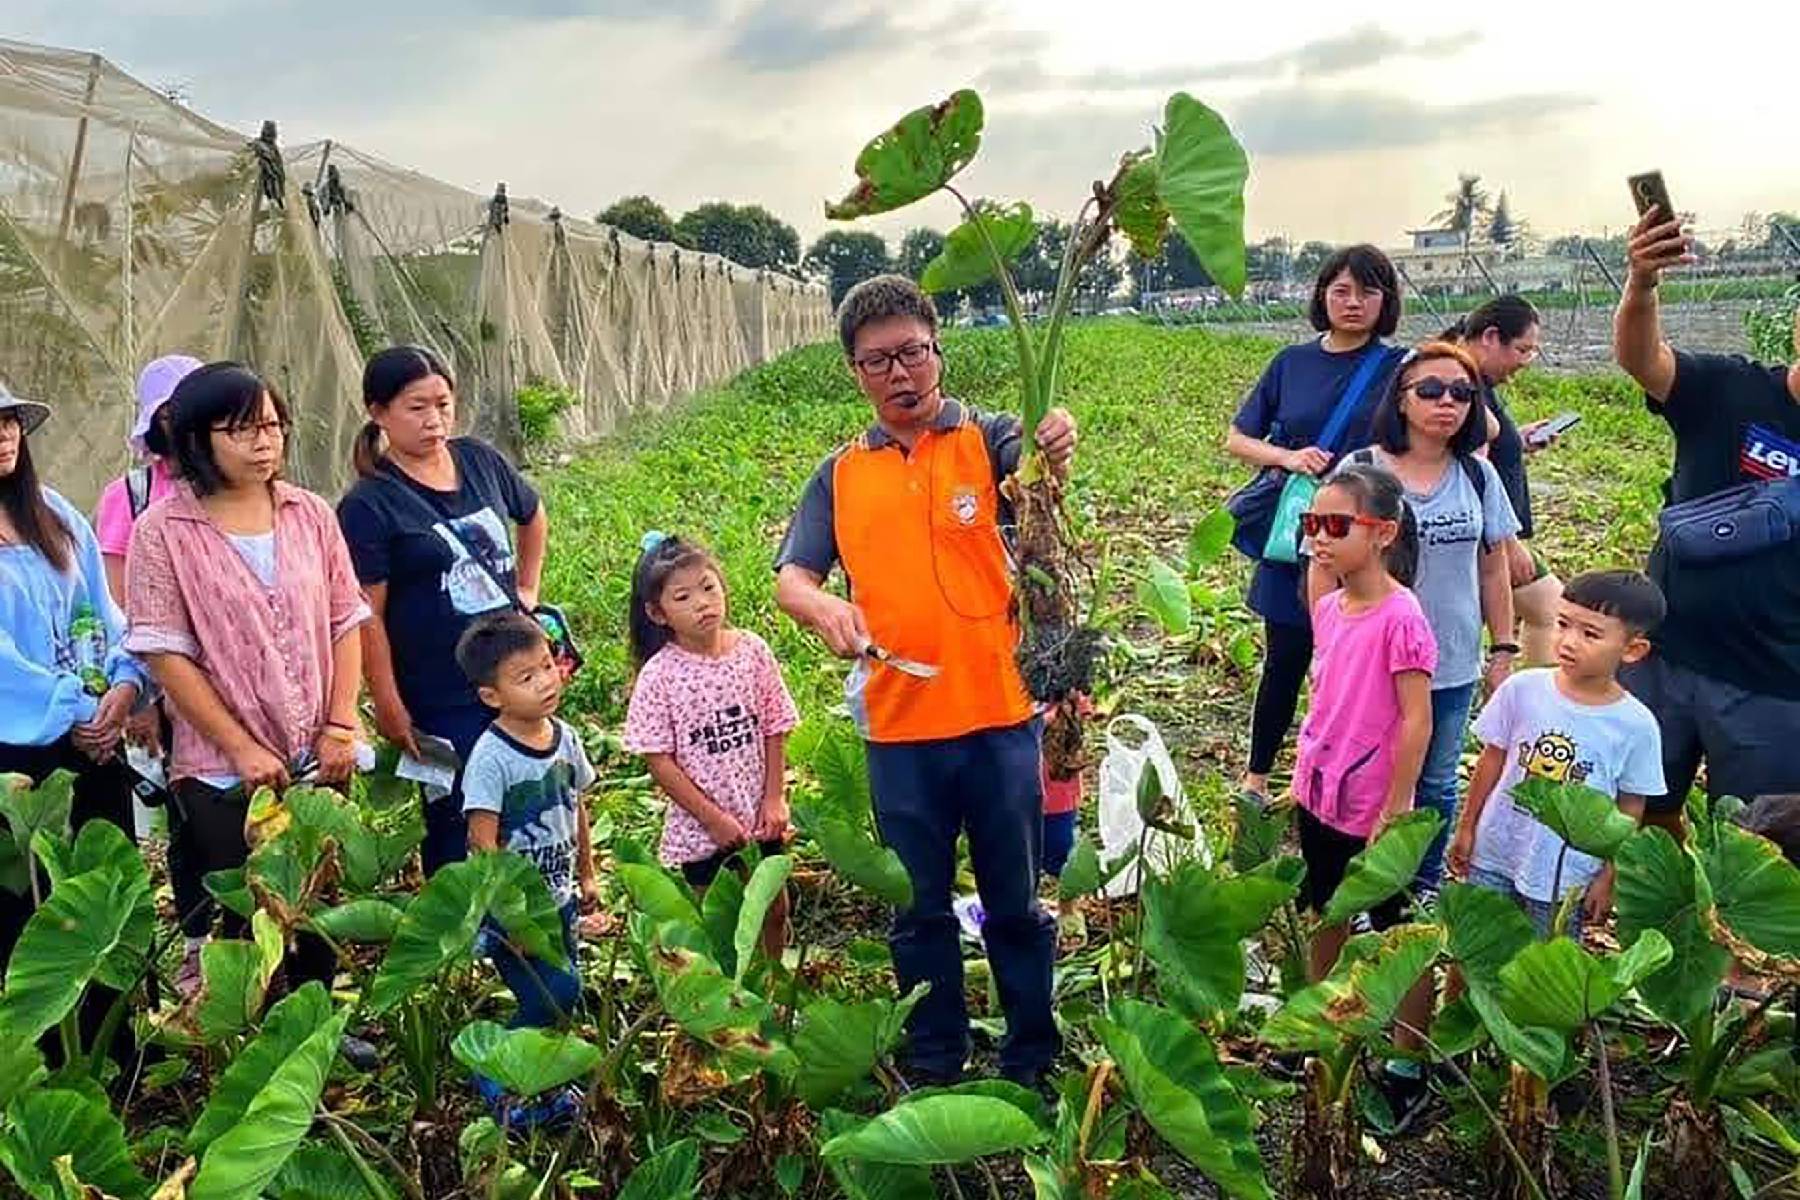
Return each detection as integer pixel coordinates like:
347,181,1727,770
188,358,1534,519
832,404,1033,743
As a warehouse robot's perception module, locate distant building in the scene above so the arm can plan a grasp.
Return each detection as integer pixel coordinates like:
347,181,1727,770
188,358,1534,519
1388,226,1574,294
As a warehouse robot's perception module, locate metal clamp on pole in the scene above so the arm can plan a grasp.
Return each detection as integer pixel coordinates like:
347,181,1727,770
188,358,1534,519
487,182,509,231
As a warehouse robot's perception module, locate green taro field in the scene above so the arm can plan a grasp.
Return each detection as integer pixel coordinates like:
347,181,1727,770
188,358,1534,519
3,322,1795,1200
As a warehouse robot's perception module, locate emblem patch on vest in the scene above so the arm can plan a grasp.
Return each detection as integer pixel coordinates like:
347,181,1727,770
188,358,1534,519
950,488,979,525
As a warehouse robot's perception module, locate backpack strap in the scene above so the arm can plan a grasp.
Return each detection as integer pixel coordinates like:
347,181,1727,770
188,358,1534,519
125,465,154,520
1458,455,1500,548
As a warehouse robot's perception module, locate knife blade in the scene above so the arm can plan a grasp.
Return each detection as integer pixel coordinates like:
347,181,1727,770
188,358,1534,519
863,643,942,679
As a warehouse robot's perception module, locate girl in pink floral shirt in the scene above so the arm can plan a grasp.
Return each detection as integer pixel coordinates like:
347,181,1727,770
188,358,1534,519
623,533,799,955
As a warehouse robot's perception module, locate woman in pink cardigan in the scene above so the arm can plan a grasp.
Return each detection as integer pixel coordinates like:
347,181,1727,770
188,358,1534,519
125,362,369,994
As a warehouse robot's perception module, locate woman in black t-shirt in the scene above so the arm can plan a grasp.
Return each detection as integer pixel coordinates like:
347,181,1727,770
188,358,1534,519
1447,296,1561,664
337,347,549,874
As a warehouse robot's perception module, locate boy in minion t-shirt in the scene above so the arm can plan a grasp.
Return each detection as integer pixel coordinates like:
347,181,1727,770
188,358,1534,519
1448,571,1666,939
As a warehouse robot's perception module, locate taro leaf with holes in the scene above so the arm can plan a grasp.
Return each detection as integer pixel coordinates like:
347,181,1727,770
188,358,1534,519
1439,882,1571,1081
1263,924,1442,1055
1113,151,1171,259
920,200,1034,294
618,1139,700,1200
0,1087,150,1200
819,1109,936,1200
1614,828,1730,1031
804,812,913,909
187,984,350,1200
1096,998,1274,1200
1187,508,1237,574
820,1095,1047,1165
1698,821,1800,967
826,90,984,220
451,1021,600,1098
1143,859,1300,1020
1497,931,1672,1033
1155,94,1249,297
0,864,147,1041
734,854,792,984
1137,556,1192,636
308,897,406,944
1320,809,1441,925
195,910,285,1042
1510,777,1637,861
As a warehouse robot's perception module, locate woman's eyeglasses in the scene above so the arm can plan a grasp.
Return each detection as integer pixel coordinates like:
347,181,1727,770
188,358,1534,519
1401,377,1479,406
212,418,289,445
853,342,936,376
1300,512,1388,539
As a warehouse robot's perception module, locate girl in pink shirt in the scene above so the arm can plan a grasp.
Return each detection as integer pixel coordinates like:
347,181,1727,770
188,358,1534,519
622,533,799,957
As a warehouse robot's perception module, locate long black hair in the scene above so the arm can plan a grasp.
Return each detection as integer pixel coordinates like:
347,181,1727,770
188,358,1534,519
1321,462,1419,588
356,345,454,477
628,532,723,667
0,425,72,573
165,362,290,496
1441,294,1540,344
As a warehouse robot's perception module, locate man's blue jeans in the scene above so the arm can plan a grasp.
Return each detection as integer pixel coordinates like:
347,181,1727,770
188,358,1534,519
866,720,1060,1078
1415,682,1478,890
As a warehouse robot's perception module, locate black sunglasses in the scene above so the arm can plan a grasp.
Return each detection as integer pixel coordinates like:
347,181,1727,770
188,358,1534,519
1401,377,1479,406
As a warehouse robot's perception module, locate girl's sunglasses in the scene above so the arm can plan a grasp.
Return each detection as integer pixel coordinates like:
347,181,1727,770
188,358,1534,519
1402,377,1480,405
1301,512,1388,539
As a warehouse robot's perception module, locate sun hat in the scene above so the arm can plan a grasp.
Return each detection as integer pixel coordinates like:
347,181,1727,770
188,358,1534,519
0,378,51,434
130,354,203,456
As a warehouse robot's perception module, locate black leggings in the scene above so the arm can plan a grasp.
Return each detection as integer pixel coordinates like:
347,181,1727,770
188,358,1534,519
1247,618,1314,777
0,736,138,1068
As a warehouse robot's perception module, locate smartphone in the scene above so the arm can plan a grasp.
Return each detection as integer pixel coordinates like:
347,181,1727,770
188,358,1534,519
1526,411,1582,449
1628,171,1676,223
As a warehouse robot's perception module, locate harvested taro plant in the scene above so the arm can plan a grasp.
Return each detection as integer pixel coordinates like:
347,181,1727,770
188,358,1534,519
826,89,1250,777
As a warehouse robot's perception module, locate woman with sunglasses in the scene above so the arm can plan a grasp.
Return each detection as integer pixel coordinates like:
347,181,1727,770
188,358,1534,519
1226,246,1405,807
1313,342,1521,892
125,362,369,993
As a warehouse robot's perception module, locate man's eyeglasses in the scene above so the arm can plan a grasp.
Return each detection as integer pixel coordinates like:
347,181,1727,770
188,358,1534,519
1401,377,1479,406
853,342,936,376
212,418,289,444
1300,512,1388,539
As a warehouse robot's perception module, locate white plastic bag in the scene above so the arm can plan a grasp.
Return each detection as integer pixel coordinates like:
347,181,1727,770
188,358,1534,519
1097,714,1207,897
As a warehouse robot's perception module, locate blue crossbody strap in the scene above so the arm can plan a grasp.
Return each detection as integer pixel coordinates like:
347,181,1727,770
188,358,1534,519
1315,344,1391,455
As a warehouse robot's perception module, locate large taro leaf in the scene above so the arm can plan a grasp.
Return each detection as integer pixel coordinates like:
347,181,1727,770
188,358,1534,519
0,769,73,861
365,852,565,1014
792,985,926,1109
268,1142,385,1200
0,1087,150,1200
1510,778,1637,861
700,864,746,977
35,818,154,990
617,862,705,934
188,986,351,1200
919,200,1034,294
1263,924,1442,1055
819,1110,936,1200
641,924,789,1073
1096,998,1273,1200
451,1021,600,1098
285,787,381,893
195,910,286,1042
1698,822,1800,969
308,898,405,945
1155,94,1249,297
0,1035,45,1109
1143,858,1300,1020
617,1138,700,1200
804,811,913,909
1113,151,1172,260
1498,931,1671,1033
734,854,792,984
1137,556,1192,636
1320,809,1441,925
797,719,873,823
1614,829,1730,1031
1230,792,1291,875
0,864,146,1040
826,90,984,220
821,1095,1047,1165
1188,508,1237,575
1440,883,1571,1081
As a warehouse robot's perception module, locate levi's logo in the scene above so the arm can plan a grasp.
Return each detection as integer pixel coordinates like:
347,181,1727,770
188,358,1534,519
1741,424,1800,481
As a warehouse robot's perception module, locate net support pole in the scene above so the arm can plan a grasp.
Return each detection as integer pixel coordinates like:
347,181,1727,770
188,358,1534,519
54,53,103,243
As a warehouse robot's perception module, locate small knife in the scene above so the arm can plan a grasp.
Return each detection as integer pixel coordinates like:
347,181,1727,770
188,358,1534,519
863,643,942,679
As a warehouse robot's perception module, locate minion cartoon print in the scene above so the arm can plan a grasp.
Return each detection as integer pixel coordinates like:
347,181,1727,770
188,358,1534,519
1518,730,1593,787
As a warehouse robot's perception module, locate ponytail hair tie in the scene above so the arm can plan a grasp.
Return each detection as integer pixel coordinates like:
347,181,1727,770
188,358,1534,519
640,530,670,554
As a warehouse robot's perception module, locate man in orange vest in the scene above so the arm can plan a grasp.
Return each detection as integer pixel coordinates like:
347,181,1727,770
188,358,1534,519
776,275,1076,1088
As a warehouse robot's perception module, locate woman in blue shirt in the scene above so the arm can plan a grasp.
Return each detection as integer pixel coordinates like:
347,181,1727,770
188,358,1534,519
1225,246,1405,804
0,381,149,1063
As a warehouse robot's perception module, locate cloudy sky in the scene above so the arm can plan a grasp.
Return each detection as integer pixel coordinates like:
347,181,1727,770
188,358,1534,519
11,0,1797,250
